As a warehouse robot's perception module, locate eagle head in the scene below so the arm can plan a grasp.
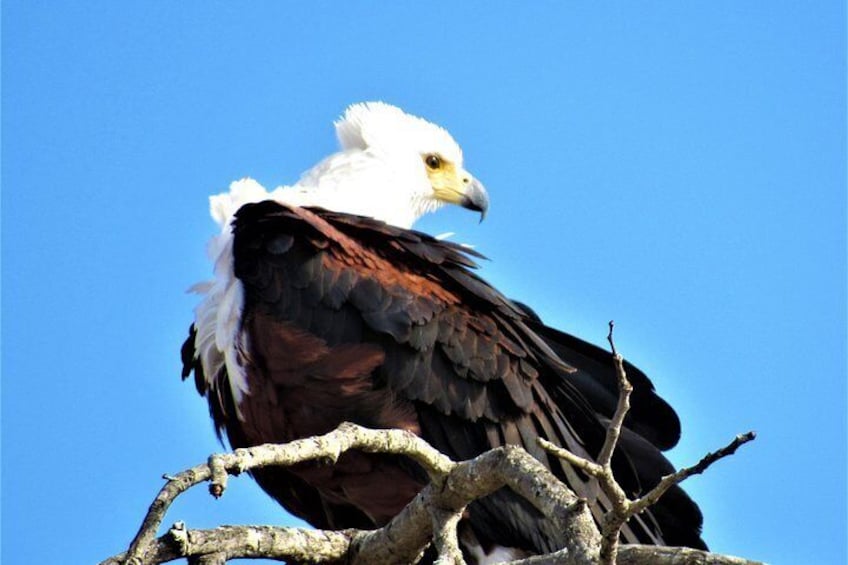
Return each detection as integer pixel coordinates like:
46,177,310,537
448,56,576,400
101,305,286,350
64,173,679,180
210,102,488,231
331,102,489,227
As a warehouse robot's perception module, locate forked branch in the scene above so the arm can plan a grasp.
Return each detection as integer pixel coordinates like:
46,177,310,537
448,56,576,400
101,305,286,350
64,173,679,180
540,321,756,564
102,424,599,565
102,324,759,565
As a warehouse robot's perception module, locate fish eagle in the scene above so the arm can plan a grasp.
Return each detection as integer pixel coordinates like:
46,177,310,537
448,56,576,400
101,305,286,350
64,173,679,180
181,102,706,562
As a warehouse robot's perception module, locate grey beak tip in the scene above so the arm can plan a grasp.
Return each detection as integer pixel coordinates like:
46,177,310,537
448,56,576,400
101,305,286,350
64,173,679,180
462,178,489,221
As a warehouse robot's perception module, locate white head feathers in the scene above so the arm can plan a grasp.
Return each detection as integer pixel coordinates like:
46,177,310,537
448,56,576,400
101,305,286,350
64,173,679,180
335,102,463,166
209,102,486,231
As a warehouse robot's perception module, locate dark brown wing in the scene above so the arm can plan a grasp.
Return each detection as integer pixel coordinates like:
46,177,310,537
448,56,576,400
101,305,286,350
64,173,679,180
512,301,682,451
182,200,706,553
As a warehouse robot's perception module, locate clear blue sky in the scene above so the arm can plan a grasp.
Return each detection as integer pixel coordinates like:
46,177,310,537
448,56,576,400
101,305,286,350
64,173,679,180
3,3,845,564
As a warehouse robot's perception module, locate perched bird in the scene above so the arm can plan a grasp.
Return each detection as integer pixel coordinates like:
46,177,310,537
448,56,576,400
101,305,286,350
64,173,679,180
182,102,706,563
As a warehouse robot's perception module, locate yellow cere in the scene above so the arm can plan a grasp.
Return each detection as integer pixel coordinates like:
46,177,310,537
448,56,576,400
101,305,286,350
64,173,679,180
422,153,471,205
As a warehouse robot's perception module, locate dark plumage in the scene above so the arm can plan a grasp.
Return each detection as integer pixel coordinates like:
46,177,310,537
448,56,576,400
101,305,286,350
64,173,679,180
182,200,706,560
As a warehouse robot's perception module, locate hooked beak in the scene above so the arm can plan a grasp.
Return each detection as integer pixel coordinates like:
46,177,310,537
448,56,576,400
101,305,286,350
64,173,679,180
460,176,489,222
429,162,491,222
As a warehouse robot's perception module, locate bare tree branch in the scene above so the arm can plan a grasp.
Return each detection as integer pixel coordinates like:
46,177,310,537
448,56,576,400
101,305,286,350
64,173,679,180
597,320,632,468
625,431,757,519
101,525,764,565
539,322,757,565
102,325,760,565
615,545,763,565
100,524,354,564
104,425,600,565
101,422,759,564
430,508,465,565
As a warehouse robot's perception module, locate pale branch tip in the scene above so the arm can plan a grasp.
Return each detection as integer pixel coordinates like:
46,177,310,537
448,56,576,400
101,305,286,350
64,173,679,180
606,320,618,357
169,522,189,555
597,319,632,469
537,438,604,478
626,430,757,520
207,455,227,498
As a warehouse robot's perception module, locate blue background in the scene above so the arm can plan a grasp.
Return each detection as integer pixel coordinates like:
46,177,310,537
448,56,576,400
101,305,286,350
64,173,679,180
3,3,845,564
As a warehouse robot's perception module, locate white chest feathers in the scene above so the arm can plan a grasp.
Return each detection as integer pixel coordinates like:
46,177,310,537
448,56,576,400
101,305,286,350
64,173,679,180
191,179,271,408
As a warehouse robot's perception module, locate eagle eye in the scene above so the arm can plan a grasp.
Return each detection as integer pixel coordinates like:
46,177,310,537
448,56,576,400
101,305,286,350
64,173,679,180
424,154,442,170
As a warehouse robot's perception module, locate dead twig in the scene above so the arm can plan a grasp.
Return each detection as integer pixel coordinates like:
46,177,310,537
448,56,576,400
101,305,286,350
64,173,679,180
540,321,757,565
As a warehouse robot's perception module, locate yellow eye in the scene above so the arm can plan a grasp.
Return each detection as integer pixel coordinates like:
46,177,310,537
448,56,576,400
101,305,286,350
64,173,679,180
425,154,442,170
